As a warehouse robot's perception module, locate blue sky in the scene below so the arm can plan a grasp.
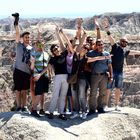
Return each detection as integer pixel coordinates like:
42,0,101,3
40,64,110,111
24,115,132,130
0,0,139,18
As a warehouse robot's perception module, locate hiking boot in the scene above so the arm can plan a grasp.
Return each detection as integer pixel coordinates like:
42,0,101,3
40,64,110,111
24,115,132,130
97,108,105,113
39,109,45,115
31,110,40,118
59,114,67,120
70,112,79,119
48,113,54,119
87,110,96,116
21,106,29,113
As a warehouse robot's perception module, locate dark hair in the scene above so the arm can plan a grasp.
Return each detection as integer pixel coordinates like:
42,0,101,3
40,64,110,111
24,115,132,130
50,44,58,53
21,32,30,37
96,39,103,45
86,36,93,42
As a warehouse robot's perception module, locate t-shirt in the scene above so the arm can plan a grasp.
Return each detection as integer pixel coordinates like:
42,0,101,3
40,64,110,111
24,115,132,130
14,42,32,74
78,57,88,79
66,53,73,74
49,50,68,75
31,51,50,77
87,50,111,74
110,43,130,73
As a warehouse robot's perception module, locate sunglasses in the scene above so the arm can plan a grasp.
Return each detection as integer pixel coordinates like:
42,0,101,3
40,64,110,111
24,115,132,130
37,43,43,48
121,40,128,43
97,43,103,46
53,47,58,52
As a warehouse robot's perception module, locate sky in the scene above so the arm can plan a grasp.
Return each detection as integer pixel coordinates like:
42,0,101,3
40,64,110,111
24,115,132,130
0,0,139,18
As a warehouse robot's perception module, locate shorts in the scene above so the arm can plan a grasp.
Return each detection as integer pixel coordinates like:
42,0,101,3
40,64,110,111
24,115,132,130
35,75,49,95
13,68,31,91
107,72,123,89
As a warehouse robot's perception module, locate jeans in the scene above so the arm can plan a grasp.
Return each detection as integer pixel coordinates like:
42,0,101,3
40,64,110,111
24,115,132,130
107,72,123,89
78,79,87,113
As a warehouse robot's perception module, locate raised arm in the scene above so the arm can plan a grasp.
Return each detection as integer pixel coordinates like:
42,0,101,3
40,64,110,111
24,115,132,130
55,26,66,52
102,18,115,46
79,29,87,48
59,29,75,54
12,13,20,43
94,18,101,40
76,18,85,45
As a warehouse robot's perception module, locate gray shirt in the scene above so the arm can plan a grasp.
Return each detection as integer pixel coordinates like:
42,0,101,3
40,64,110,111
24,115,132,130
87,50,111,74
14,42,32,74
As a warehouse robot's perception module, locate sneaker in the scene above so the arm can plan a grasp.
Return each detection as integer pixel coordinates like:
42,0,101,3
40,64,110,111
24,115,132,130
70,112,79,119
48,113,54,119
97,108,105,113
87,110,96,116
59,114,67,121
104,106,109,112
21,106,29,113
31,110,40,118
39,109,45,115
115,106,121,111
15,107,21,112
82,112,87,120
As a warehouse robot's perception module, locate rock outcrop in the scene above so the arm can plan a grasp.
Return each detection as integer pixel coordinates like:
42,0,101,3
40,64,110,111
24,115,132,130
0,107,140,140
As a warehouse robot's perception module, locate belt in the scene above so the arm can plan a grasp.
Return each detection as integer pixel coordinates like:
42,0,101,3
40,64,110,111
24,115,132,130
93,73,106,75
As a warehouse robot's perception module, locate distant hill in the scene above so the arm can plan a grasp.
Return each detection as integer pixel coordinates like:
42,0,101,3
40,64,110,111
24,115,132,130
0,12,140,42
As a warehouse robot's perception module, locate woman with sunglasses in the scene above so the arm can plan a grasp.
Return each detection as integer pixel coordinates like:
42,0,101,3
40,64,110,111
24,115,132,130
48,27,74,120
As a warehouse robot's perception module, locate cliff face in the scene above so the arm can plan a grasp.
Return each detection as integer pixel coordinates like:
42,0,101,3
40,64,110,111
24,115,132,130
0,12,140,39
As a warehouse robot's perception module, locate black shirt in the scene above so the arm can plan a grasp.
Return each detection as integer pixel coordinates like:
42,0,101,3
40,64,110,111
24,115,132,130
111,43,130,73
49,50,68,75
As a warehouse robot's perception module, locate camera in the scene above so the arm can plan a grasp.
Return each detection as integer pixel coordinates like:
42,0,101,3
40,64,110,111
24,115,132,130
12,13,19,18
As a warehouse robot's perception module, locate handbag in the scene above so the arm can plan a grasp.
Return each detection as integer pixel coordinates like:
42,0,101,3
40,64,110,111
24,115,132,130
67,73,78,84
67,62,80,84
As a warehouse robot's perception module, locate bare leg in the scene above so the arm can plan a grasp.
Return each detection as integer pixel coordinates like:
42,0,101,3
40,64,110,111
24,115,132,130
21,90,27,108
30,77,35,108
104,89,111,107
115,88,121,106
40,93,44,110
16,90,21,107
32,95,41,110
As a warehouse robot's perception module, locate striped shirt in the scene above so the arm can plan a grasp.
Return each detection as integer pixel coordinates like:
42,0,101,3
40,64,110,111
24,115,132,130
31,51,50,77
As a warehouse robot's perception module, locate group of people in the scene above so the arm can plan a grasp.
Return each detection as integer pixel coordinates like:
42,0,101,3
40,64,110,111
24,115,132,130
11,13,131,120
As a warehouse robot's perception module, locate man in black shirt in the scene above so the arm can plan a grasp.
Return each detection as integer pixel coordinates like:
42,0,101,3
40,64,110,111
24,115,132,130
105,31,130,111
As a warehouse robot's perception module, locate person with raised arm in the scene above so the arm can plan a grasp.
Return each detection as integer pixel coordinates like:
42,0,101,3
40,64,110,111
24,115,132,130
12,13,32,113
102,18,130,111
48,26,74,120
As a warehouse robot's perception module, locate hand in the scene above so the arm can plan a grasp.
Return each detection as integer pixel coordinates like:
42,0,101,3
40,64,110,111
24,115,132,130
55,26,59,32
76,18,83,28
109,77,113,83
94,18,100,29
105,54,113,59
59,28,63,33
30,56,35,63
34,74,41,81
101,17,110,31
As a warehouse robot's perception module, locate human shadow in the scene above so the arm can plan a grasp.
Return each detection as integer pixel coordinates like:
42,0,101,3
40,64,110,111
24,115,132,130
37,112,99,137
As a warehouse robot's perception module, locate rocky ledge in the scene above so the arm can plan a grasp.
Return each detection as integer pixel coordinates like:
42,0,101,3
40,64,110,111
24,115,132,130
0,107,140,140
